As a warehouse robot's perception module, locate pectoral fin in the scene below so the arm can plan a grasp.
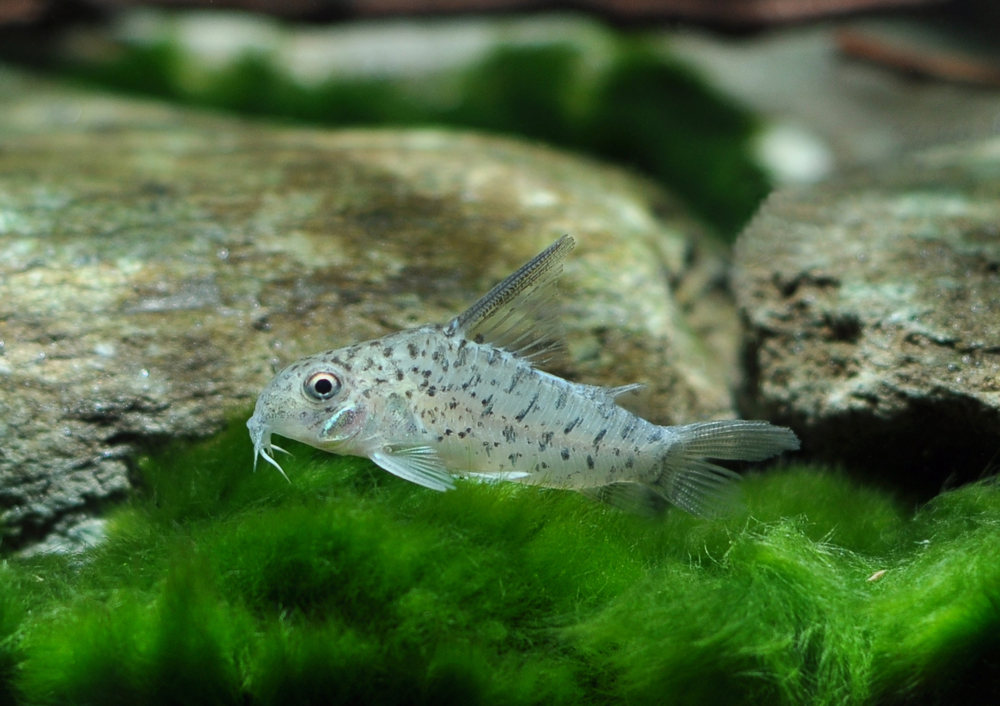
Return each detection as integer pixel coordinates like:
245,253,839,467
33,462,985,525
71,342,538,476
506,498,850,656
371,445,456,492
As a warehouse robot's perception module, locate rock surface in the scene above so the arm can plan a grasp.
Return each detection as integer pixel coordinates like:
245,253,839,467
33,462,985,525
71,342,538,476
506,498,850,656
734,138,1000,494
669,22,1000,180
0,65,737,548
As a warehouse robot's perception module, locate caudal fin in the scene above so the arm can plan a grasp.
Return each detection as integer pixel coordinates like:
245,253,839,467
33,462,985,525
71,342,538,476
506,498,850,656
580,420,798,518
654,420,799,518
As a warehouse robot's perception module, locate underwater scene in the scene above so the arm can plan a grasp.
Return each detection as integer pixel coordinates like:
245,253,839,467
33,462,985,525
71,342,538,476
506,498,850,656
2,4,1000,704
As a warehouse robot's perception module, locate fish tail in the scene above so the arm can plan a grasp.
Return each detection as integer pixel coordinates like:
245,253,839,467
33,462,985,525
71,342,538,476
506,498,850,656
652,420,800,517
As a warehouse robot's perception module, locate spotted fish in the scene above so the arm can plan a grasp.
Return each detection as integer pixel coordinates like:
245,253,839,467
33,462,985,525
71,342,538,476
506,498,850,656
247,236,798,516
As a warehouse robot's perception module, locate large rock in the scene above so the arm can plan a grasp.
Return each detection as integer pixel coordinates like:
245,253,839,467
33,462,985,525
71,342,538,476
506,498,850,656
734,139,1000,494
0,65,737,549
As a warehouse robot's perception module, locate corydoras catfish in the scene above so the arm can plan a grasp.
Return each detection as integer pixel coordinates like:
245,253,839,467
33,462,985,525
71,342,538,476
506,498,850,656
247,236,798,516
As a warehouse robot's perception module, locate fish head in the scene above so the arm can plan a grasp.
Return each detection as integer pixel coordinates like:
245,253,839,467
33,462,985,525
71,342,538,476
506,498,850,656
247,352,369,477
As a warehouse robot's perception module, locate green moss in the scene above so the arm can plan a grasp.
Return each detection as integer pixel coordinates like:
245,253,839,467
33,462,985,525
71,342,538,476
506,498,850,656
15,557,236,706
3,419,1000,704
867,483,1000,704
68,41,183,100
443,44,582,147
585,47,769,237
0,573,23,706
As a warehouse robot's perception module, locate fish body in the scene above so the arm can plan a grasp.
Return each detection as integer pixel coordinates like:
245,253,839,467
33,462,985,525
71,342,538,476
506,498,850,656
248,236,799,516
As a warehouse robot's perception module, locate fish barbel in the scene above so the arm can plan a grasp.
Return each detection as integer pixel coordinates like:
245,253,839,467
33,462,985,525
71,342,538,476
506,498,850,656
247,236,798,516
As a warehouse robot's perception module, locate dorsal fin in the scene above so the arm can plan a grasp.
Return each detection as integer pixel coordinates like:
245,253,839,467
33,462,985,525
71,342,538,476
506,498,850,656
445,235,574,365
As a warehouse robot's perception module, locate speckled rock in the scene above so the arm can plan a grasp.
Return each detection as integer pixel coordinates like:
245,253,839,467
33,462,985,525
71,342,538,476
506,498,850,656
0,66,737,548
734,139,1000,494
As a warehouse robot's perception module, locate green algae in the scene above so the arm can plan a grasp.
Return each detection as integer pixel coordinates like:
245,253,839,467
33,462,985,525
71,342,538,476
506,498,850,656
3,418,999,705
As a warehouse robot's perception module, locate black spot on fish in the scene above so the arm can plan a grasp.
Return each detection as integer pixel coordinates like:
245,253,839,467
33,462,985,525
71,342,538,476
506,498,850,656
475,334,485,344
502,426,517,444
396,370,404,381
374,377,388,384
471,391,477,398
423,369,432,378
560,448,570,460
405,390,413,399
458,431,466,439
505,368,524,393
427,386,436,397
383,346,393,357
408,343,419,359
449,400,458,409
454,343,469,368
494,442,500,448
625,456,635,469
646,429,663,443
540,462,548,470
538,431,554,452
481,394,493,407
432,350,440,362
368,340,380,348
437,435,444,442
593,429,607,446
587,454,595,470
563,416,581,435
621,420,637,440
514,393,539,422
508,452,522,465
555,389,568,410
445,428,453,436
362,390,371,399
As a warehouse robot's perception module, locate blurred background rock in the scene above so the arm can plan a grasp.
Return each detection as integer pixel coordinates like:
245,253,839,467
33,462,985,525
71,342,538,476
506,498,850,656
5,0,1000,240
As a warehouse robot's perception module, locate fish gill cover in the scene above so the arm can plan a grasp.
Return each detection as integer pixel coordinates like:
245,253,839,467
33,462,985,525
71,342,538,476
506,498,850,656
1,417,998,706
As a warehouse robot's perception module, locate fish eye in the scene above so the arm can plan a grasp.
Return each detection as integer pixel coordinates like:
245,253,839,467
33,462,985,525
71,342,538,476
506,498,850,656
304,372,341,400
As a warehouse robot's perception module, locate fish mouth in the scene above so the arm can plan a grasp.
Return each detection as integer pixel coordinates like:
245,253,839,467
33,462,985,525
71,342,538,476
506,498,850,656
247,416,292,482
